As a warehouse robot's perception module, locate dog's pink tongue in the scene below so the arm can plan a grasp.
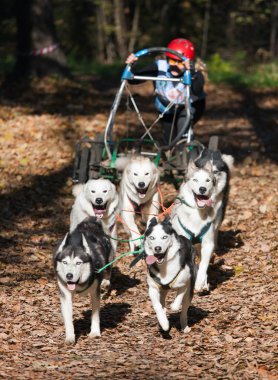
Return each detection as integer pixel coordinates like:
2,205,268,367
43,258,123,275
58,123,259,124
197,197,212,207
146,255,158,265
206,198,213,207
67,283,76,291
94,209,105,218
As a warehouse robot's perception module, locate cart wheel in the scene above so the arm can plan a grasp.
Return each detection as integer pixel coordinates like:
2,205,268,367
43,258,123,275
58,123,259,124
88,133,105,179
72,144,81,182
79,146,90,183
208,136,219,151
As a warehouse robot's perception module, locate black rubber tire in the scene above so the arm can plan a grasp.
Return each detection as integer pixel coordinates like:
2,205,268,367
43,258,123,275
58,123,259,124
72,144,81,182
78,146,90,183
208,135,219,151
88,133,105,179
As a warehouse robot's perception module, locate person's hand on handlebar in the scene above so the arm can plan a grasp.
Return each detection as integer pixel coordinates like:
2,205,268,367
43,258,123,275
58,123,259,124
125,54,138,65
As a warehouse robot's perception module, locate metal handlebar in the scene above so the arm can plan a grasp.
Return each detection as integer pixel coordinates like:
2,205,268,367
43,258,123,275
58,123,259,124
122,47,186,81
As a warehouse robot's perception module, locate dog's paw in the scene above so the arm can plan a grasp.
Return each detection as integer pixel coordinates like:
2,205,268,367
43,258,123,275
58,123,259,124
159,319,170,332
182,326,191,334
65,334,75,344
89,330,101,338
101,279,111,290
194,275,209,293
170,300,181,312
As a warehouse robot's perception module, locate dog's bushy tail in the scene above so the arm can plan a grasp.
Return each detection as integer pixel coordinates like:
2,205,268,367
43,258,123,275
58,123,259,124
222,154,234,172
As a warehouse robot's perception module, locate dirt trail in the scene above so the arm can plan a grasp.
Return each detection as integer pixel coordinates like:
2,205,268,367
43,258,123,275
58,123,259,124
0,78,277,379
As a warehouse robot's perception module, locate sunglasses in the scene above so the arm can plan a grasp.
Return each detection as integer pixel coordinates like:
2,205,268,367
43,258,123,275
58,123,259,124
168,58,185,69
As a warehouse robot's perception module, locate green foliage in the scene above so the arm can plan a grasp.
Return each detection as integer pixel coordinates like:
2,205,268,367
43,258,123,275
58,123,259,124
67,56,124,77
207,53,278,88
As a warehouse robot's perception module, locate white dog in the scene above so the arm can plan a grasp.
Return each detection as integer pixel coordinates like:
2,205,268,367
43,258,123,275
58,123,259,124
144,217,196,333
70,178,118,287
171,156,233,292
119,156,160,251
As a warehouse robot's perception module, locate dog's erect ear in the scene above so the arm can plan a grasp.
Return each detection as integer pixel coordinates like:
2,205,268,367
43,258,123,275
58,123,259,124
57,233,69,252
54,233,69,260
195,148,210,168
162,215,171,226
222,154,234,172
186,160,197,179
149,217,158,227
145,217,158,236
204,160,213,172
72,184,84,197
81,234,91,255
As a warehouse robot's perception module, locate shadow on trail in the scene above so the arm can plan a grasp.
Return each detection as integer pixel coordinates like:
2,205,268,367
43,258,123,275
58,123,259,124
208,259,235,292
159,306,209,339
74,302,131,341
111,267,141,296
240,87,278,163
0,164,73,264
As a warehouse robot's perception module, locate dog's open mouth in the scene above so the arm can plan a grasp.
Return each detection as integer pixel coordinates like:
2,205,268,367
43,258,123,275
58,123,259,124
136,186,148,199
146,253,166,265
67,281,78,291
93,203,107,219
194,193,212,208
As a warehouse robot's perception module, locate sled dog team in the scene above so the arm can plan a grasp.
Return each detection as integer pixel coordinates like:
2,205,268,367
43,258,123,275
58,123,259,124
54,149,234,343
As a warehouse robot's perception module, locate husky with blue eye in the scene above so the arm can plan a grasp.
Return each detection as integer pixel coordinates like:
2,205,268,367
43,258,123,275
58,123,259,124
144,217,196,333
53,217,111,344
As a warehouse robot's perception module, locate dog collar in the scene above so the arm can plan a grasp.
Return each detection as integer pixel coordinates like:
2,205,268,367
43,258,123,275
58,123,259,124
177,217,212,244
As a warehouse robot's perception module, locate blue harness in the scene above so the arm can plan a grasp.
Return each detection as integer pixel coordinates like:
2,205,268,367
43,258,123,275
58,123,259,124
177,216,212,244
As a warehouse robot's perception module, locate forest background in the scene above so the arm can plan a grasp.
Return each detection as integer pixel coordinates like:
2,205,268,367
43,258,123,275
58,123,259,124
0,0,277,87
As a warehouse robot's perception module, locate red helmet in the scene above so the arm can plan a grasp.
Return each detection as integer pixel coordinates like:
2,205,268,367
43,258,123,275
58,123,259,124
166,38,195,60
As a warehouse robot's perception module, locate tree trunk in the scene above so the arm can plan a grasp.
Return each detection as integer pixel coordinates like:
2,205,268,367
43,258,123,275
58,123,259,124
270,1,278,59
128,2,140,53
13,0,68,78
201,0,211,59
96,4,105,63
114,0,127,59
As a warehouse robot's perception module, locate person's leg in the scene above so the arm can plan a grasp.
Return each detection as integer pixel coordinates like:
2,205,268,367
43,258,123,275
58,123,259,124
175,99,206,139
161,113,176,145
191,98,206,125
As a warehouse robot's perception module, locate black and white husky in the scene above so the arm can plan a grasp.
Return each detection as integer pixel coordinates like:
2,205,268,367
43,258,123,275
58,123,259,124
171,150,234,292
144,217,196,333
53,217,112,344
195,148,234,226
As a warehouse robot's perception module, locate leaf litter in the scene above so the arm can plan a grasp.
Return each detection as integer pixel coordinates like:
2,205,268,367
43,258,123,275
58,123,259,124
0,77,277,379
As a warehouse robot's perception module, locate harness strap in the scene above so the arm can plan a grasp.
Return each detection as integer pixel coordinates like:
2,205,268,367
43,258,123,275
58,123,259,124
148,267,182,290
129,251,146,268
127,195,144,213
109,222,116,232
178,216,212,244
176,196,193,208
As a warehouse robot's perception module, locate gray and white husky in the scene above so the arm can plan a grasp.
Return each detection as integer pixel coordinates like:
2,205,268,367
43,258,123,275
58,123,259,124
144,217,196,333
171,151,234,292
53,217,112,344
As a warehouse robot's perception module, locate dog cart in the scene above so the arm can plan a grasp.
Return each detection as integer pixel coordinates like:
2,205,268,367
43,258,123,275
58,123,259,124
72,47,217,186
